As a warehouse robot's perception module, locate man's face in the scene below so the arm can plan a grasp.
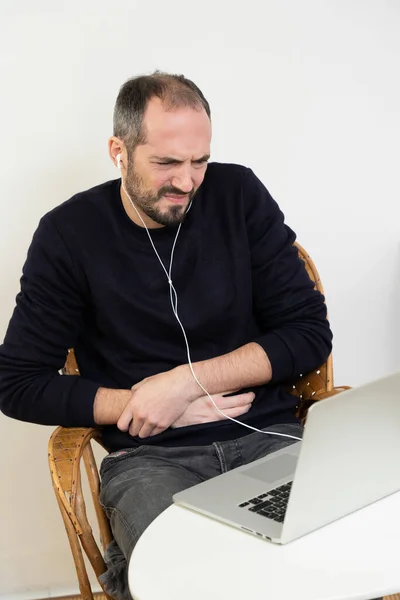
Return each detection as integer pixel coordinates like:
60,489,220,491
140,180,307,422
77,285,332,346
124,97,212,227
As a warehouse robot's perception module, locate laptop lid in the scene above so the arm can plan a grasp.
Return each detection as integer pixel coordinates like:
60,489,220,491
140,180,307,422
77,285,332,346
280,371,400,543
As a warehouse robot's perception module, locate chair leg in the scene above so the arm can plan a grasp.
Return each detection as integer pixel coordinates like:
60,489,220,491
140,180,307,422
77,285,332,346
56,494,94,600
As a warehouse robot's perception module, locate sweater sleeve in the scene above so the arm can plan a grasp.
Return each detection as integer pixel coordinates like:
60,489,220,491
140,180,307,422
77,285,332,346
243,168,333,383
0,215,99,426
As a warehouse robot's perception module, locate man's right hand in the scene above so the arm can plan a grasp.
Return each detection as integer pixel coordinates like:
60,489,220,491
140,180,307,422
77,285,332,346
171,390,255,428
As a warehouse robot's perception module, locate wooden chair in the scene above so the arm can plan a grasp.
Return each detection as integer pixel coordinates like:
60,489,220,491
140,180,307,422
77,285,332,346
48,242,349,600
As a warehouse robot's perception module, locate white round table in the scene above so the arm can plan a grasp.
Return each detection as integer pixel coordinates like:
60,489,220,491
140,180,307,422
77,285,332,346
129,490,400,600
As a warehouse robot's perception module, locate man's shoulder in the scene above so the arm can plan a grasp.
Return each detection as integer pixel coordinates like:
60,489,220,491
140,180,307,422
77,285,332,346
45,178,120,226
204,161,249,184
201,162,272,211
202,162,264,200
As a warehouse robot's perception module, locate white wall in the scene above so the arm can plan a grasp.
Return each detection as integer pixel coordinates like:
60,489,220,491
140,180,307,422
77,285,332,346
1,0,399,597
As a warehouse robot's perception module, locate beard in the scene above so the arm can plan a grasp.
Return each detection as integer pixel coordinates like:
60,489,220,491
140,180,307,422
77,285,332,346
124,162,195,227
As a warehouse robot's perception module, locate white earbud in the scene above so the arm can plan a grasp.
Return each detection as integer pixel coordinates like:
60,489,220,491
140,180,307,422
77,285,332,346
116,154,121,169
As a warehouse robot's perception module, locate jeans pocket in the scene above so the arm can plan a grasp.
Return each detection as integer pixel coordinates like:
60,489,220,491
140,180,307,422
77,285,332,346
100,446,145,478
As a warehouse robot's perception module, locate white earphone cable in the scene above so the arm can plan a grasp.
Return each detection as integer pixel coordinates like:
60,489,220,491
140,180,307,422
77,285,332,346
120,177,301,442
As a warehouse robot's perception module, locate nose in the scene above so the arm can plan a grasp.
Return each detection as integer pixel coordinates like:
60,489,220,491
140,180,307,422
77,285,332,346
170,164,194,194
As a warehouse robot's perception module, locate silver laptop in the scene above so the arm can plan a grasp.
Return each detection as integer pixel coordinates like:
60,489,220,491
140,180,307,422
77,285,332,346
173,371,400,544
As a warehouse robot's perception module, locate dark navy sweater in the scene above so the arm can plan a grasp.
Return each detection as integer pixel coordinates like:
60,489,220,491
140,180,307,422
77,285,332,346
0,163,332,451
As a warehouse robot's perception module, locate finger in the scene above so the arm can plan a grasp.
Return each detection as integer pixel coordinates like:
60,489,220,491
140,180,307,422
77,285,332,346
213,392,255,410
196,390,239,403
231,391,255,405
117,406,134,432
138,422,160,439
222,403,253,418
137,427,153,439
149,426,165,437
204,403,253,424
129,417,144,438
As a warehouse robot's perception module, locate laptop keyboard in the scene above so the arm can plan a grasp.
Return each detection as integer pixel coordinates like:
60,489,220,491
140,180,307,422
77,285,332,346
238,481,293,523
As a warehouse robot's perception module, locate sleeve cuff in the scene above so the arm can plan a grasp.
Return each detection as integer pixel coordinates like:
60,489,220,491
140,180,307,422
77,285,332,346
64,376,100,427
253,332,294,384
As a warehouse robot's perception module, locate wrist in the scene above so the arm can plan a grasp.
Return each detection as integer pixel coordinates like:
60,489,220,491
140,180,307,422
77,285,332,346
93,387,131,425
174,364,200,402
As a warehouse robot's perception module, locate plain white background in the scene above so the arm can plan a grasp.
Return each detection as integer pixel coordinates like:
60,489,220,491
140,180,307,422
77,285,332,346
0,0,399,598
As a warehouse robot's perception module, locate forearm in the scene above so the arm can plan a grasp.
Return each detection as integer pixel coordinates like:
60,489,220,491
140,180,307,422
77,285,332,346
180,342,272,398
0,360,100,427
96,343,270,430
93,387,132,425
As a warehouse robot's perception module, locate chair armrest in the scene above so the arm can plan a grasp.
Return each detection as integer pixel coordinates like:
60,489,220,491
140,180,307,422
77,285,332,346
297,386,351,422
48,427,103,533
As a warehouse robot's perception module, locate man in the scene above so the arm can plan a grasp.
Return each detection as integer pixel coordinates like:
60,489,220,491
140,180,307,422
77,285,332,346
0,72,332,599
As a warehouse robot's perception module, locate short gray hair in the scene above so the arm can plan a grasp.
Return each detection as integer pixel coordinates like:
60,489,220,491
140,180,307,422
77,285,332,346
113,71,211,152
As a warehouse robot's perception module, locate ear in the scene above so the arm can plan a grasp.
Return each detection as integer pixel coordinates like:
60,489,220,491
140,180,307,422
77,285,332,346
108,137,126,170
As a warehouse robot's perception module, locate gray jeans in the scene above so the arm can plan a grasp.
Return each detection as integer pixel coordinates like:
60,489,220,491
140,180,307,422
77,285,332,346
98,423,303,600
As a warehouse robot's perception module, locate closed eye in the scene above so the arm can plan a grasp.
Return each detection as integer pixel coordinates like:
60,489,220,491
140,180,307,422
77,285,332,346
156,161,178,166
152,155,210,166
